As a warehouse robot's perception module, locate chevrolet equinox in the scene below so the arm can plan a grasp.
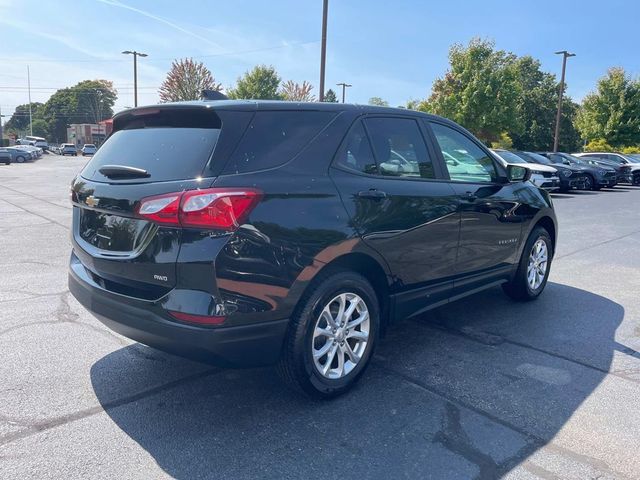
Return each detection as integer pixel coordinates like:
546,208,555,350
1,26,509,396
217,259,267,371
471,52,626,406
69,101,557,398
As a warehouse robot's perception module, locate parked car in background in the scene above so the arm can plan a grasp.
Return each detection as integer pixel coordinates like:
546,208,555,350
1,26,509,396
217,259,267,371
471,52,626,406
0,147,13,165
15,145,42,159
81,144,97,156
60,144,78,156
538,152,617,190
7,146,34,163
24,135,49,150
573,156,630,185
573,152,640,185
491,149,560,191
511,151,587,192
68,101,557,398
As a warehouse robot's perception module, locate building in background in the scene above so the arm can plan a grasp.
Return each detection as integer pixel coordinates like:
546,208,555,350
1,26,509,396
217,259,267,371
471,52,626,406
67,123,109,147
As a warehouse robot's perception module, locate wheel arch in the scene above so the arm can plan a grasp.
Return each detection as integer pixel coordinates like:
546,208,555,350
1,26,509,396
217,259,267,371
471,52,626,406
533,215,556,251
301,251,393,333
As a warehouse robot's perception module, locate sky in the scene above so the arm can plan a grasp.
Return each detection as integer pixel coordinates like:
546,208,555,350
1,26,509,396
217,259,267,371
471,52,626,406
1,0,639,120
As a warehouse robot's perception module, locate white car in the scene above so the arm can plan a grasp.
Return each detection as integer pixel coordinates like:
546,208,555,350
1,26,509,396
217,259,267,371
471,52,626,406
81,144,97,156
491,149,560,191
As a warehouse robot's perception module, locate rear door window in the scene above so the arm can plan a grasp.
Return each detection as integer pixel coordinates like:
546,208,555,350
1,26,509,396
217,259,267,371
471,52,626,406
223,111,336,174
81,108,222,183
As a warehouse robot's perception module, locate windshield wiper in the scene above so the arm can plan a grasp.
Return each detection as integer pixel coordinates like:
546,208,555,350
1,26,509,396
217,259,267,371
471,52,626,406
98,165,150,179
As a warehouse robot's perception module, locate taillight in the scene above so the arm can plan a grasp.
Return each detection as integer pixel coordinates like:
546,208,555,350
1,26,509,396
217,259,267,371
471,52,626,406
168,310,226,326
135,188,262,230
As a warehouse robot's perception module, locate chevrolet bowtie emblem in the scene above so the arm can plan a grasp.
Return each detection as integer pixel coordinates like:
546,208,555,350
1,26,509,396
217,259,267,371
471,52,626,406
85,195,99,208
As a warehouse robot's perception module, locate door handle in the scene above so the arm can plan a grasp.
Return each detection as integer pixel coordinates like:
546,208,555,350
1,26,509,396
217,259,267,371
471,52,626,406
357,189,387,200
463,191,477,202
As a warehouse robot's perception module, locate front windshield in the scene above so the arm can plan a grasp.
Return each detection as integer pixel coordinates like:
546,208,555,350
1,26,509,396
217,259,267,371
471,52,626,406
521,151,553,165
494,150,526,164
623,154,640,163
562,154,588,165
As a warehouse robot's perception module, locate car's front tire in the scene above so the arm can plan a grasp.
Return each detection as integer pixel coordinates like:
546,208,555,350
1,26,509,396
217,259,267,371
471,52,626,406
503,226,553,302
277,270,379,399
16,156,25,163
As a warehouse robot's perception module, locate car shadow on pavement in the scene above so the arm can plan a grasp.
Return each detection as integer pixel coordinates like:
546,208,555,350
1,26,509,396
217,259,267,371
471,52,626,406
91,283,626,479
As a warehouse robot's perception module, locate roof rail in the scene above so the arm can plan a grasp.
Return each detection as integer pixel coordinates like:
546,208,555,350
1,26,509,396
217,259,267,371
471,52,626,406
201,90,229,101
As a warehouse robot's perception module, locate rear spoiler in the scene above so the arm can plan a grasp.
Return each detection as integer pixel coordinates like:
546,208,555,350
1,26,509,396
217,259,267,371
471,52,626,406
201,90,229,101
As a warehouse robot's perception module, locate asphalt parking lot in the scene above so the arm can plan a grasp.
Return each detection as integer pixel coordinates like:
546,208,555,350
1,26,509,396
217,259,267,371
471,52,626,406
1,154,639,479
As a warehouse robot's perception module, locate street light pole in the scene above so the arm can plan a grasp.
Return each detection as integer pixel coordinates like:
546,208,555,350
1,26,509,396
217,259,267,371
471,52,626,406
122,50,148,107
27,65,33,136
553,50,575,152
336,82,352,103
318,0,329,102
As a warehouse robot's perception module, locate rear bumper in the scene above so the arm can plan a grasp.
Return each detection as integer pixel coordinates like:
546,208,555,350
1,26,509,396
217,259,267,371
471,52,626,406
69,256,288,368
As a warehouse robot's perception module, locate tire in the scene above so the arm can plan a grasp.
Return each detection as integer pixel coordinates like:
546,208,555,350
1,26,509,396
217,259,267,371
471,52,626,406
502,226,553,302
277,270,380,399
16,155,25,163
583,174,594,191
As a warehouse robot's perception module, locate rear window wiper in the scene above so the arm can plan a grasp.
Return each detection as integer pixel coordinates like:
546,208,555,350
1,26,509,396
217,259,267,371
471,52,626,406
98,165,150,179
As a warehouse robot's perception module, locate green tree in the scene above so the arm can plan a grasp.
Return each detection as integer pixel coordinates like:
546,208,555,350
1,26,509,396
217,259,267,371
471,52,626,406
575,68,640,148
75,80,117,123
368,96,389,107
4,103,44,133
228,65,282,100
159,58,222,103
280,80,315,101
509,56,581,151
41,80,117,142
417,38,522,144
30,118,49,138
323,89,338,103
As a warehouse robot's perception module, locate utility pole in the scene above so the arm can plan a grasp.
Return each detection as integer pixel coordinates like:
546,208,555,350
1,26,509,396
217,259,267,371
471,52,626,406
318,0,329,102
122,51,148,107
553,50,575,152
0,104,4,144
27,65,33,136
336,82,352,103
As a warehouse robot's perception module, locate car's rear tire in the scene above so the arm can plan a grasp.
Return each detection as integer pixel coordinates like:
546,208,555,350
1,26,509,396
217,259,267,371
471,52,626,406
502,226,553,302
277,270,379,399
16,156,25,163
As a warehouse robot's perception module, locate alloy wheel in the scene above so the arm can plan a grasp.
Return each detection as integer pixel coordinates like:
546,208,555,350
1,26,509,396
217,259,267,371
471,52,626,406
527,238,548,290
312,292,370,379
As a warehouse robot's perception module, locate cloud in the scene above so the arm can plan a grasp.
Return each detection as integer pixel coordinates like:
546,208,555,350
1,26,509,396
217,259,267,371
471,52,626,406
0,17,117,60
96,0,225,50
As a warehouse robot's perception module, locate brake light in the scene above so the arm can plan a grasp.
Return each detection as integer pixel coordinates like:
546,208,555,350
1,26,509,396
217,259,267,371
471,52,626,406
135,188,262,230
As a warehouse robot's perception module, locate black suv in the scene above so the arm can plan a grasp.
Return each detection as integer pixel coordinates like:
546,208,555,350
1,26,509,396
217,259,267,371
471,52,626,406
538,152,617,190
514,151,588,192
69,101,557,398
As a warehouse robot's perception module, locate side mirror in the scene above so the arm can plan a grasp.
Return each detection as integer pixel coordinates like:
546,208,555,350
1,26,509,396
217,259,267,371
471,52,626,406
507,164,531,183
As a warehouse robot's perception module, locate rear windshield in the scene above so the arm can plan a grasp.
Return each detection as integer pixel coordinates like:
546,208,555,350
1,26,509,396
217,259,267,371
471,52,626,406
222,111,336,174
81,108,220,183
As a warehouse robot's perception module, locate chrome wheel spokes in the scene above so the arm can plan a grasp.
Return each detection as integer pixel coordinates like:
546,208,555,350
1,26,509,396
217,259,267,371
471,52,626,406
312,293,370,379
527,238,548,290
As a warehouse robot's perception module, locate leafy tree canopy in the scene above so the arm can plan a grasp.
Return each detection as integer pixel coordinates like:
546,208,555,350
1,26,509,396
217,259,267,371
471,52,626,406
280,80,315,102
417,38,522,144
4,103,44,133
228,65,282,100
323,89,338,103
368,97,389,107
575,67,640,148
159,58,221,103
